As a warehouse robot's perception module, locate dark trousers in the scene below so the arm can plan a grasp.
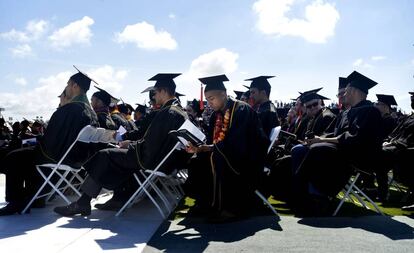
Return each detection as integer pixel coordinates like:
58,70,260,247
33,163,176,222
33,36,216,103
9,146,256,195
3,147,41,205
378,146,414,192
81,147,140,198
294,142,351,198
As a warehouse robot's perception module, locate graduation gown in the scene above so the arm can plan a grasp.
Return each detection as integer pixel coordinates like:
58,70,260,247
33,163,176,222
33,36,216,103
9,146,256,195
304,107,336,138
296,100,383,197
257,100,280,137
377,113,397,141
294,114,311,141
186,98,269,214
36,95,99,167
96,111,117,130
111,112,131,131
85,98,188,190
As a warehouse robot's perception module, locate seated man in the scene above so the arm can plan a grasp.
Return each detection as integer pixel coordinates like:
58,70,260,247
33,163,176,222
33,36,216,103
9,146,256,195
291,88,336,173
0,68,99,215
292,71,383,216
246,75,280,137
54,73,188,216
375,94,398,140
377,91,414,205
91,86,118,130
184,74,269,223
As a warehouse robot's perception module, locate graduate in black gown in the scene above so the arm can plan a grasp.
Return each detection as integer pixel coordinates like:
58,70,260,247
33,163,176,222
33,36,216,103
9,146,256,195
185,74,269,223
91,86,117,130
110,104,131,131
246,76,280,137
117,103,138,131
377,91,414,206
133,103,147,127
54,73,189,216
292,71,383,216
0,68,99,215
290,89,336,174
375,94,398,140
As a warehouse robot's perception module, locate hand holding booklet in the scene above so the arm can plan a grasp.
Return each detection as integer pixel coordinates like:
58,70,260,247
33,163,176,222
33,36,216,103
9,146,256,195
169,119,206,147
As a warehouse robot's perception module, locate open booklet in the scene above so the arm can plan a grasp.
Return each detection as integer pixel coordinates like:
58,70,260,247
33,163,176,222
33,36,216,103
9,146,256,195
169,119,206,147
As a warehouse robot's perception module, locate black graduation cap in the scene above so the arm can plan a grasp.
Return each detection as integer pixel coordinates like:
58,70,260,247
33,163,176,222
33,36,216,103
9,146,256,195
175,91,185,97
245,75,275,92
346,71,377,94
297,87,323,100
118,103,134,114
234,90,245,100
126,103,135,113
92,86,119,107
301,92,330,104
199,74,229,92
70,65,99,91
409,91,414,96
339,77,348,90
142,73,181,93
135,103,147,114
376,94,397,107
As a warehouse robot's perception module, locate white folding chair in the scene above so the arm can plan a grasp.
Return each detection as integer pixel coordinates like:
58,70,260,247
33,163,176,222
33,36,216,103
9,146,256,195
333,168,384,216
256,126,281,217
22,125,116,213
116,142,182,218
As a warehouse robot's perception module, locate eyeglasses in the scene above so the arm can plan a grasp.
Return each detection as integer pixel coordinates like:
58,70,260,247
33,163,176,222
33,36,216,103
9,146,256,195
306,102,319,109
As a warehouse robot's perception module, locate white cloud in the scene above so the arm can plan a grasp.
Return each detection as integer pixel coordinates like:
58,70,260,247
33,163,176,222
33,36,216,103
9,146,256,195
10,44,33,58
352,58,364,67
49,16,94,49
168,13,176,19
253,0,340,43
177,48,239,100
88,65,128,93
0,71,70,120
371,56,386,61
115,21,177,50
0,19,48,42
0,65,128,120
187,48,239,77
15,77,27,86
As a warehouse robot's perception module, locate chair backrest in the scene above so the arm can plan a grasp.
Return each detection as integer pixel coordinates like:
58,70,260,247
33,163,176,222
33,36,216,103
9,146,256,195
268,126,281,154
53,125,115,167
77,125,98,143
89,127,116,143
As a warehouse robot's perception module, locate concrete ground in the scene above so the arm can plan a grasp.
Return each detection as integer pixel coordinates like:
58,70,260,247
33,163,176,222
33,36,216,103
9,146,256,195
1,174,414,252
0,174,164,253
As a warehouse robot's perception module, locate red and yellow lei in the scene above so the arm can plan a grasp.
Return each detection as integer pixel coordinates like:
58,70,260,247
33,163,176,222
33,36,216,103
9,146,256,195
213,109,230,144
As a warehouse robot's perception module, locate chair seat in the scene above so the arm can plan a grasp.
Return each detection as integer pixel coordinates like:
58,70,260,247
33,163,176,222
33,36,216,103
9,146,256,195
37,163,82,171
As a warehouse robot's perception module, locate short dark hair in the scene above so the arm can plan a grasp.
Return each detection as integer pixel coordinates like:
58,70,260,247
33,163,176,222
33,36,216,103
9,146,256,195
157,86,175,96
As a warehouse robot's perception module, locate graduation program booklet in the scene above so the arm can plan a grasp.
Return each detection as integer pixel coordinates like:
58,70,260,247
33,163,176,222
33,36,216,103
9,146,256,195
169,119,206,147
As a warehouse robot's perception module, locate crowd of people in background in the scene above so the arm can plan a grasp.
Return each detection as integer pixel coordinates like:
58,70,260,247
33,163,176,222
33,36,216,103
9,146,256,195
0,67,413,223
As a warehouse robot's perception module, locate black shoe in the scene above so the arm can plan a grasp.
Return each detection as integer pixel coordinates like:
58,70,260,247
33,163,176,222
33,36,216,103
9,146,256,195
94,199,123,211
0,203,29,216
54,202,91,217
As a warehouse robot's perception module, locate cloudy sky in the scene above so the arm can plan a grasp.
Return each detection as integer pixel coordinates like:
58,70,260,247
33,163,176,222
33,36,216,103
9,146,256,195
0,0,413,120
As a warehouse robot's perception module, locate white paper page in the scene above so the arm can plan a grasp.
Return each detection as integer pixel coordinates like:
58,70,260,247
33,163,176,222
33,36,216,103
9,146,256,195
178,119,206,143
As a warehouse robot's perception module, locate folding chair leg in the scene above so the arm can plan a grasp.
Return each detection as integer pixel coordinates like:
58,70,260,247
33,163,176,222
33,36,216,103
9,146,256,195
46,170,71,202
333,183,355,216
353,184,384,215
255,190,279,218
116,173,166,218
